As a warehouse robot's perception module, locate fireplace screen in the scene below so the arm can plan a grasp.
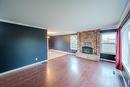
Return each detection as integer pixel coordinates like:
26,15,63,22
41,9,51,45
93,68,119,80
82,46,93,54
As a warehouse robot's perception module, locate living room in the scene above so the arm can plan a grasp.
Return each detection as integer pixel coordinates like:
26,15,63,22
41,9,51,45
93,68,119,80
0,0,130,87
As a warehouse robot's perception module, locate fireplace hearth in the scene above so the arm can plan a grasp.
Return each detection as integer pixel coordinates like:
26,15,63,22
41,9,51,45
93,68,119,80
82,46,93,54
76,30,100,61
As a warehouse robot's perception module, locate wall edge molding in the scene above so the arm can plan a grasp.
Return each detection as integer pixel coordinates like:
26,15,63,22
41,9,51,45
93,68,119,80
0,60,47,76
120,70,128,87
0,18,47,30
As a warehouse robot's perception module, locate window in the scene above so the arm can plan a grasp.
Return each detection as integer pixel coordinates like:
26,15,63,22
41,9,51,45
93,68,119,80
122,20,130,74
122,27,130,64
101,32,116,54
122,20,130,77
129,31,130,41
70,35,77,50
128,31,130,63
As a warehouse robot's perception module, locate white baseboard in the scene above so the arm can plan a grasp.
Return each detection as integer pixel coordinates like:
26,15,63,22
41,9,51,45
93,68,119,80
122,62,130,78
47,56,64,61
0,60,47,76
49,49,74,55
119,70,128,87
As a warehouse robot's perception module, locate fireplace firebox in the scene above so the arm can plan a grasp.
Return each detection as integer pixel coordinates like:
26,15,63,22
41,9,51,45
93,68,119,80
82,46,93,54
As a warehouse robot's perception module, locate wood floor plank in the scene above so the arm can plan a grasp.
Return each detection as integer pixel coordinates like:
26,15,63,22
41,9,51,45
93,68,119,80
0,55,125,87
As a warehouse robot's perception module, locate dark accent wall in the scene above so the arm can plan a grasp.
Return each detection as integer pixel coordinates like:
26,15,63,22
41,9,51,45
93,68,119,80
100,29,117,33
49,34,76,53
100,53,116,61
0,22,47,73
100,29,117,61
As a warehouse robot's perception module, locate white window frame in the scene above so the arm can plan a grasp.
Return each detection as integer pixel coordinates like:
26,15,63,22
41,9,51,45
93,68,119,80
70,35,77,50
100,32,116,55
122,18,130,77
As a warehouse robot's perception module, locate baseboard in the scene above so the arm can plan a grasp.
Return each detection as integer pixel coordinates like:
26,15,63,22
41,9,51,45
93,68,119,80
47,55,67,61
0,60,47,76
122,62,130,77
49,49,74,55
100,58,115,63
119,70,128,87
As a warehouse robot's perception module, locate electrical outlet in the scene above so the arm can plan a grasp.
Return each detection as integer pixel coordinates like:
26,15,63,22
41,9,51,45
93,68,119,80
113,71,115,75
35,58,38,61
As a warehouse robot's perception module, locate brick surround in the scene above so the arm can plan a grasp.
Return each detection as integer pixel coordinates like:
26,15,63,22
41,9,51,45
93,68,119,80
77,29,100,55
76,29,100,61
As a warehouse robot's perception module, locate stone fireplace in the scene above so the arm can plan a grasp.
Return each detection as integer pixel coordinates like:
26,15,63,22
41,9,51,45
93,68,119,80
76,29,100,61
82,46,93,54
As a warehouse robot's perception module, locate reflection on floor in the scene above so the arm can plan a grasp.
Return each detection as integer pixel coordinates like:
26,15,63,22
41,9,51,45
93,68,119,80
48,49,68,60
0,55,125,87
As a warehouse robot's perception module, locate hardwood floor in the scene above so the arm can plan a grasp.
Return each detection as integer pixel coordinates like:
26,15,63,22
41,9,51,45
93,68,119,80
0,55,125,87
48,49,67,60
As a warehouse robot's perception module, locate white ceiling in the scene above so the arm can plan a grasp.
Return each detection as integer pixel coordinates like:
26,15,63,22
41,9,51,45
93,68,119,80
0,0,129,35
